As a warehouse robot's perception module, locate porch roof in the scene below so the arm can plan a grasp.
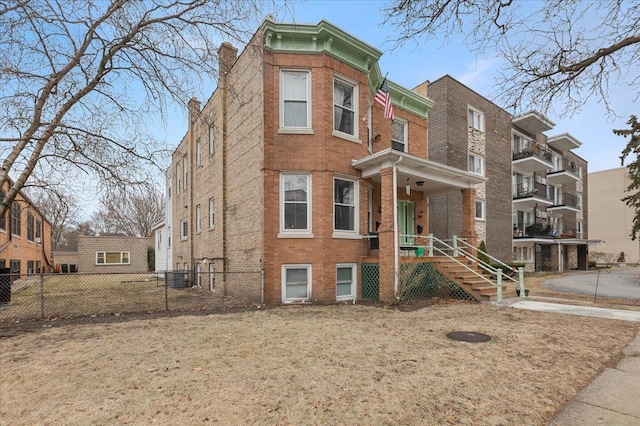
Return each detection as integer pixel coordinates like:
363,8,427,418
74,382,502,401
351,148,487,195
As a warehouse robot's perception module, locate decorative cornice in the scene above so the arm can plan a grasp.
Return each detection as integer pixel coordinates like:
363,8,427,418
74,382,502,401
261,19,433,118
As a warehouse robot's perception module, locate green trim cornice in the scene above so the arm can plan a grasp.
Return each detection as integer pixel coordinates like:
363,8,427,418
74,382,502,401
261,18,433,118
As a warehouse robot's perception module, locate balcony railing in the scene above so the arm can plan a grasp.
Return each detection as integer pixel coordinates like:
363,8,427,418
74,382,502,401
512,143,553,162
551,192,579,208
549,159,580,176
513,182,551,200
513,222,578,239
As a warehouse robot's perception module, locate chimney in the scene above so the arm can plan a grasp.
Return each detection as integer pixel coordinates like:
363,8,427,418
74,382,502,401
413,80,430,98
188,97,201,124
218,42,238,84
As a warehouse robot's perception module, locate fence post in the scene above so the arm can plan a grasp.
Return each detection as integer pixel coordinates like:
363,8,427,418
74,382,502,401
40,274,45,319
496,269,503,304
452,235,459,257
164,273,169,310
428,233,434,257
518,267,525,298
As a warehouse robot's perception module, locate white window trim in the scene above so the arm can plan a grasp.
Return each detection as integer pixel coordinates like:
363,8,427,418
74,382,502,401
209,198,215,229
333,176,359,238
468,106,485,132
332,74,360,143
336,263,357,301
95,251,131,266
281,264,312,303
180,218,188,240
468,152,485,176
475,199,486,221
279,173,313,238
279,69,313,133
391,118,408,153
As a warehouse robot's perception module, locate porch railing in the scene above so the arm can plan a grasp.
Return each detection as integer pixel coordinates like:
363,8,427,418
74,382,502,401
399,234,525,303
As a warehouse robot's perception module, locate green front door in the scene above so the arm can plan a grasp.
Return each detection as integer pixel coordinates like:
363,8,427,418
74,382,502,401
397,200,415,245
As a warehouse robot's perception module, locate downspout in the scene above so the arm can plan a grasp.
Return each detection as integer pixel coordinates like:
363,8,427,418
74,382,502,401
392,156,403,300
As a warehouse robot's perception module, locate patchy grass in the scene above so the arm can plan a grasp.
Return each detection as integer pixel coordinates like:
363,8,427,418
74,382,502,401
1,301,637,425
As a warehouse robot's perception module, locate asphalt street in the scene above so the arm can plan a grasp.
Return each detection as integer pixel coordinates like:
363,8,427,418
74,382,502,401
542,268,640,300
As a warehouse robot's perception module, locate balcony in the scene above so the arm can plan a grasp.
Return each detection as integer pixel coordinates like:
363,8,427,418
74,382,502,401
512,111,555,135
512,143,553,173
547,192,580,217
513,222,578,240
546,159,580,185
512,182,553,210
547,133,582,152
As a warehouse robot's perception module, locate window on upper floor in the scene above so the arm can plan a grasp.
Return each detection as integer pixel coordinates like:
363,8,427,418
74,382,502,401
0,190,5,231
11,202,21,236
280,70,311,130
195,204,201,233
176,162,181,194
35,219,41,242
468,152,484,176
333,76,358,138
182,155,188,190
209,198,215,229
391,119,407,152
209,124,215,154
196,139,202,166
468,107,484,132
27,212,34,241
334,177,358,234
180,219,188,240
280,173,311,236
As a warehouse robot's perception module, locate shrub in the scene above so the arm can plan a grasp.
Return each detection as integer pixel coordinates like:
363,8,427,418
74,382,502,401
478,240,490,265
617,252,626,263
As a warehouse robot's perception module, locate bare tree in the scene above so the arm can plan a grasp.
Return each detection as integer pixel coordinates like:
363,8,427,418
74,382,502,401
27,186,79,250
383,0,640,115
0,0,281,219
98,183,165,237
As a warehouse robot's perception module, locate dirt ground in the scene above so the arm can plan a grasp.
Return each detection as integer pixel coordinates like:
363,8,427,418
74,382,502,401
1,287,638,425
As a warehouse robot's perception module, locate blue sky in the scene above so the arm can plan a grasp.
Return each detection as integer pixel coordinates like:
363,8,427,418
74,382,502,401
159,0,636,173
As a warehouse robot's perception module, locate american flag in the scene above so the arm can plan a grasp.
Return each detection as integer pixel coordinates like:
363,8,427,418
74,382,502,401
374,77,394,121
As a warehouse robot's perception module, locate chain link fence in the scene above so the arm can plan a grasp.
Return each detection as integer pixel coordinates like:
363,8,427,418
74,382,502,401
0,270,262,323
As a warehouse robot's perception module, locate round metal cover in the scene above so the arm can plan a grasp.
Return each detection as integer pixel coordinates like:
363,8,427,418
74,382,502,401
446,331,492,343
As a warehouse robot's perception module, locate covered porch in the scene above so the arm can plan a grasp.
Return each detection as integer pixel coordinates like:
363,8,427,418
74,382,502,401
352,148,486,302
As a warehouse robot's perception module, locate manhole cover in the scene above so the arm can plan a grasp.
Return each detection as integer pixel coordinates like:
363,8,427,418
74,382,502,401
446,331,492,343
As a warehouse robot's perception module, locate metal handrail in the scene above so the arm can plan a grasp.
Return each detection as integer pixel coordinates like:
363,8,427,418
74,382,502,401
454,236,518,277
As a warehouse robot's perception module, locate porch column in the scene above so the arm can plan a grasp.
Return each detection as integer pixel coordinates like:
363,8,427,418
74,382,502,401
378,167,395,302
461,188,478,254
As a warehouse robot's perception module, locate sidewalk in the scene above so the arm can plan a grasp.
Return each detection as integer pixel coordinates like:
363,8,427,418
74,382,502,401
507,300,640,425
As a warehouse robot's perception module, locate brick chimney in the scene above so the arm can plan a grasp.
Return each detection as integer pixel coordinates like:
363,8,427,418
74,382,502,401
188,97,201,125
217,42,238,84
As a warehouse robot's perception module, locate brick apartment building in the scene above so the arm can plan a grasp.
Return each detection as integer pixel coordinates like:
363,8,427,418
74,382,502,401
166,19,485,304
0,182,52,276
419,76,589,272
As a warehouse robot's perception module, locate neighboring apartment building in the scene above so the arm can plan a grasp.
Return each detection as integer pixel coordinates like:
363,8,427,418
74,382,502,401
154,170,174,273
77,235,153,274
0,183,52,276
168,19,484,304
417,76,589,272
588,167,638,264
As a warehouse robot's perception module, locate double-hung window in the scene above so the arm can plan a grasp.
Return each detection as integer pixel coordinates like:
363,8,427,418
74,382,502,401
180,219,188,239
468,107,484,132
209,198,215,229
336,264,356,300
11,202,21,236
195,205,201,233
282,264,311,302
334,177,357,234
182,156,188,190
280,173,311,236
391,119,407,152
196,139,202,166
468,153,484,176
281,70,311,130
209,125,215,154
27,213,34,241
333,77,357,137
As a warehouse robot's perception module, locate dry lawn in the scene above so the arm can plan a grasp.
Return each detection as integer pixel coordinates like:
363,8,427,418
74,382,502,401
1,299,638,425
